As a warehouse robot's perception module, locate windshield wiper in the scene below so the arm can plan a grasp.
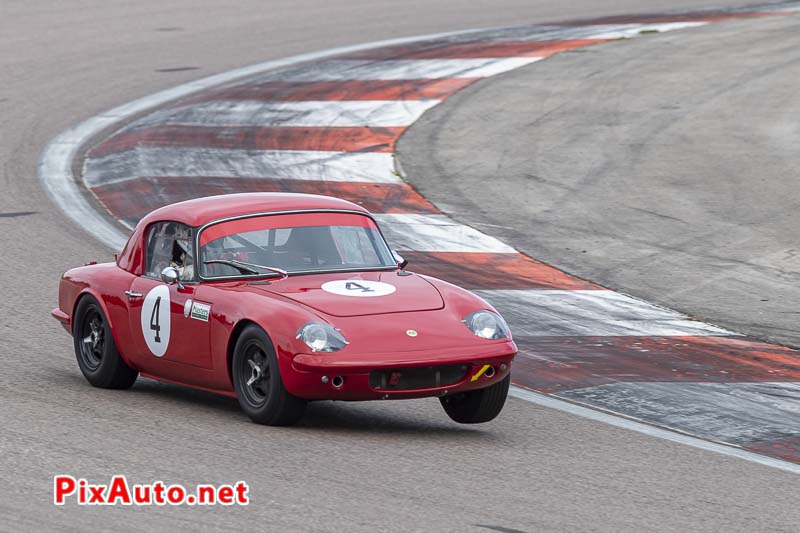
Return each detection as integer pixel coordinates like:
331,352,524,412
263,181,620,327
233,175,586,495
203,259,289,279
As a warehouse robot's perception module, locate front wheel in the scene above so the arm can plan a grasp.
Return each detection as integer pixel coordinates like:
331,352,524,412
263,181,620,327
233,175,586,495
440,375,510,424
231,325,306,426
73,295,138,389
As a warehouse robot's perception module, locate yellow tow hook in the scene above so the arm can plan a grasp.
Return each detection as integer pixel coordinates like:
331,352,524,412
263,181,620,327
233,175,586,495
470,364,492,382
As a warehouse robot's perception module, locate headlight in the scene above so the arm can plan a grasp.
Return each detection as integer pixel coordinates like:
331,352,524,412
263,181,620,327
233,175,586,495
464,310,510,340
296,322,348,352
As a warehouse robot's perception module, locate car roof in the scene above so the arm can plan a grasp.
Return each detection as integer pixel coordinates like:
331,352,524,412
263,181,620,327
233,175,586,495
139,193,370,228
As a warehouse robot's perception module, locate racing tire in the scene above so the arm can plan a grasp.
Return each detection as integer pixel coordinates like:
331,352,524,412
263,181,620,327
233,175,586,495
73,295,138,389
440,374,510,424
232,324,307,426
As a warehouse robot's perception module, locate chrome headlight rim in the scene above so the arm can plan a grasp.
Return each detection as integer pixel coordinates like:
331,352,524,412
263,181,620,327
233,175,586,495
463,310,510,340
296,322,348,352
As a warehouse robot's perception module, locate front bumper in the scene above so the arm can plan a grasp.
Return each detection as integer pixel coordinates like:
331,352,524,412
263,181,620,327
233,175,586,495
287,340,516,400
51,308,71,333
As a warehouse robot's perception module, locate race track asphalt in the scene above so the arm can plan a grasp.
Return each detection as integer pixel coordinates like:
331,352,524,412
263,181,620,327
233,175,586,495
399,13,800,349
2,1,798,531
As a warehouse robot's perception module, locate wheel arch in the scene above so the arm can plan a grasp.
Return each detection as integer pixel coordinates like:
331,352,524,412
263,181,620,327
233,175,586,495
72,289,134,368
226,319,271,387
73,289,114,337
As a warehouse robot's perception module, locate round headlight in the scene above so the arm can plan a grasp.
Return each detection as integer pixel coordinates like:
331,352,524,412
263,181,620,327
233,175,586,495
464,310,510,340
296,322,348,352
303,324,329,352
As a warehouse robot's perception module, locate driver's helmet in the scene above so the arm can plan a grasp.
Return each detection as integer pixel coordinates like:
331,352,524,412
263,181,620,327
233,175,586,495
174,226,193,264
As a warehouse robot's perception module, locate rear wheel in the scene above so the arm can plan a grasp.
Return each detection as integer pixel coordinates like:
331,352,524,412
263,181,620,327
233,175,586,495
440,375,510,424
73,296,138,389
232,325,306,426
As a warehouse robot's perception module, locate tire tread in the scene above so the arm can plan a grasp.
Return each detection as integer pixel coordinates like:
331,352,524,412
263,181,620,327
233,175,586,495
440,374,510,424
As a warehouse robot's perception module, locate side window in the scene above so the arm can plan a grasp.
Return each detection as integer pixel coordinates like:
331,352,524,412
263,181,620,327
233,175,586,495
145,222,195,281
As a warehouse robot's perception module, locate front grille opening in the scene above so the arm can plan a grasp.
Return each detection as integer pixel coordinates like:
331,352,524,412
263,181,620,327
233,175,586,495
369,364,468,391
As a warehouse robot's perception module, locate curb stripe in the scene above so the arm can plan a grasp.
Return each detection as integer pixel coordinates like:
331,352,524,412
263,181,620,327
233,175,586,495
83,147,401,187
183,79,476,104
512,335,800,394
746,435,800,464
91,178,441,225
132,99,441,129
401,251,602,290
268,57,543,82
373,213,517,253
341,38,608,60
89,125,404,157
477,289,733,337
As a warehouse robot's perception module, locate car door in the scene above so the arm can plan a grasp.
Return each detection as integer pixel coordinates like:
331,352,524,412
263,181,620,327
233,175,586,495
126,221,213,370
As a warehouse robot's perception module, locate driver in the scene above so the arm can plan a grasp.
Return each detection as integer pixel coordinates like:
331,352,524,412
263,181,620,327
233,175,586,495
170,227,194,280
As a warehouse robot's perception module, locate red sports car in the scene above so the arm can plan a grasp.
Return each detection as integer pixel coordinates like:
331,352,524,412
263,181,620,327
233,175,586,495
53,193,517,425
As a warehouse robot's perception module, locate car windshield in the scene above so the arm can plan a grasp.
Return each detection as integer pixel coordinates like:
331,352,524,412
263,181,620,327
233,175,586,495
198,212,396,278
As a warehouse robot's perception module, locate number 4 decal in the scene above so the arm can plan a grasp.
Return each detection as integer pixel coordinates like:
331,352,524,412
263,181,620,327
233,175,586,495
140,285,171,357
150,296,162,343
345,281,374,293
321,280,396,297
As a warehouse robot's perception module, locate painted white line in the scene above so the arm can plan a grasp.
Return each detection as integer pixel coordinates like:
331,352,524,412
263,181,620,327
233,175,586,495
373,213,517,253
270,58,543,82
587,21,709,39
510,386,800,474
84,147,400,187
476,289,734,336
132,99,442,129
40,133,130,250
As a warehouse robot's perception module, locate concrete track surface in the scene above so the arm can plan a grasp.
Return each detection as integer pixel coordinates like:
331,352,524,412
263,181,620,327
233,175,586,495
399,14,800,349
2,1,798,531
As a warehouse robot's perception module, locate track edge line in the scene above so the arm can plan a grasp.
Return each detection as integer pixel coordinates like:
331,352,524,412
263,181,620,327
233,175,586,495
509,385,800,474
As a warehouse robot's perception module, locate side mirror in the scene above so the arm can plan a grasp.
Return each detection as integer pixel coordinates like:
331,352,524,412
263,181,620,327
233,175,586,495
160,266,184,289
392,250,408,270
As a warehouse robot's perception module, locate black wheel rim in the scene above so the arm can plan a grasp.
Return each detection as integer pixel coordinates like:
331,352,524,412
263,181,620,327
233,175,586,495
79,306,105,371
239,341,271,408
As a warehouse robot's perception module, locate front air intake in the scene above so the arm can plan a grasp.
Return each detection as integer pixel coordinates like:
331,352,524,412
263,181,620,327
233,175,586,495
369,364,468,391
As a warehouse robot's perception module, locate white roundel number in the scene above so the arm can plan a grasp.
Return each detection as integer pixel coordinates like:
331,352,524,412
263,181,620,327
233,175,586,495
321,280,396,297
140,285,171,357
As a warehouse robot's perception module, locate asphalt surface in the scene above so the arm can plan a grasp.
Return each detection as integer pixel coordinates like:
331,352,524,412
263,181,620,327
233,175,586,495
2,1,799,531
399,13,800,349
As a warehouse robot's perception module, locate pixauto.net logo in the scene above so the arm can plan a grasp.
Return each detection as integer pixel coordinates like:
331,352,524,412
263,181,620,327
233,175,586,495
54,475,249,506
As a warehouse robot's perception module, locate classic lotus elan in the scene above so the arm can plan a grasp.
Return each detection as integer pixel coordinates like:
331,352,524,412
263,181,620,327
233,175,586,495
53,193,517,425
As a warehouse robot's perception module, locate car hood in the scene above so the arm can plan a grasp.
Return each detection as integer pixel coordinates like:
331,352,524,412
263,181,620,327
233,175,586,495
252,271,445,317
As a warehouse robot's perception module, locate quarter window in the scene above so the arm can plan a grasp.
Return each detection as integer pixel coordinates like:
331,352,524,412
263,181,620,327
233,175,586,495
144,222,195,281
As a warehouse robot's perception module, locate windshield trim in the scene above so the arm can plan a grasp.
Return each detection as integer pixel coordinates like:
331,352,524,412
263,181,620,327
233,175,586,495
195,209,396,282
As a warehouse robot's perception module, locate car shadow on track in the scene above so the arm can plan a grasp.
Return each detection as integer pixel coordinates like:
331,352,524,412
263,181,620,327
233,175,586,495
121,377,494,439
298,401,487,436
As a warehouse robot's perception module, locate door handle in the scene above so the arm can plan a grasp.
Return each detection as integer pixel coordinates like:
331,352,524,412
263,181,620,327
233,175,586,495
125,290,143,299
